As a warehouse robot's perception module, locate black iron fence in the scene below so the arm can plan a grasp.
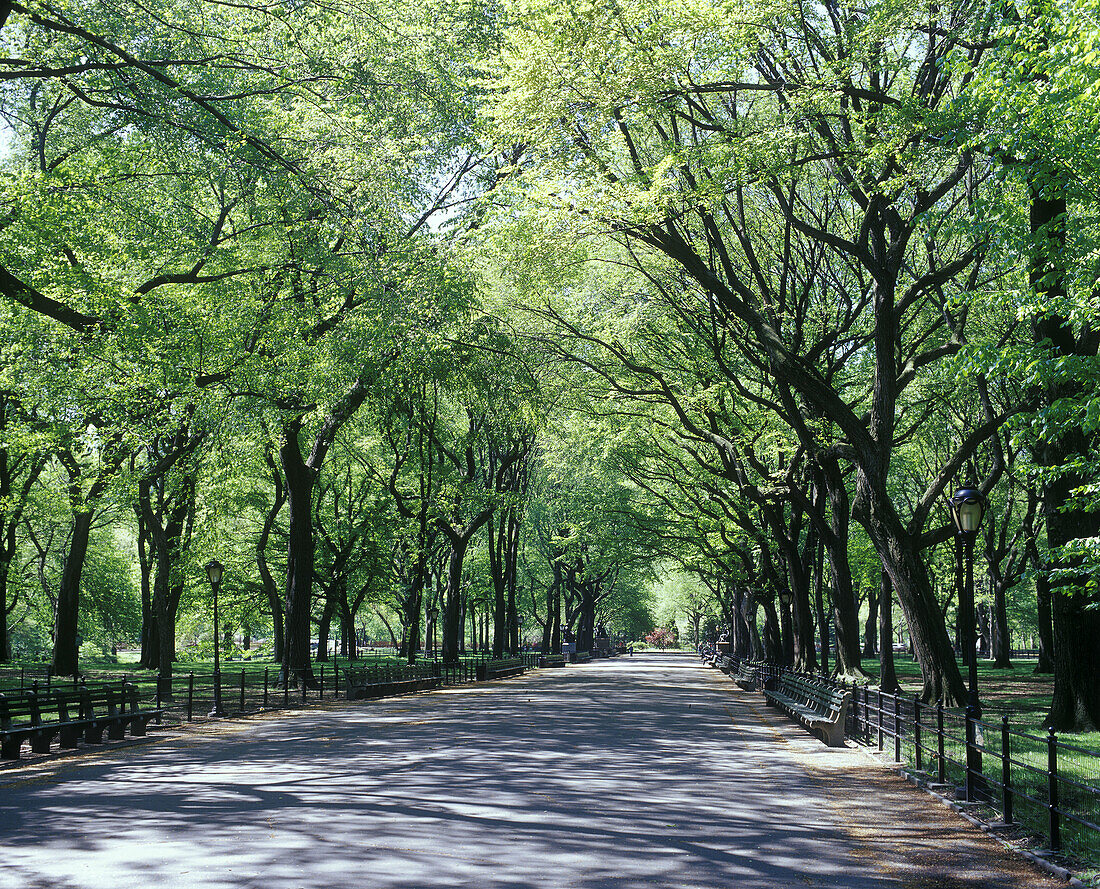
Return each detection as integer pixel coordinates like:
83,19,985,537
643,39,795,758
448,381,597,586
843,682,1100,862
698,650,1100,865
0,652,541,725
698,648,1100,867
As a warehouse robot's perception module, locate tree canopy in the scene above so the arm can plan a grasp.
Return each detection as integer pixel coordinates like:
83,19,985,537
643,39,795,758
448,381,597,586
1,0,1098,729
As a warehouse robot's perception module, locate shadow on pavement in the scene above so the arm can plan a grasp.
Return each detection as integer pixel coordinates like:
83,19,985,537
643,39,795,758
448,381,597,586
0,654,1062,889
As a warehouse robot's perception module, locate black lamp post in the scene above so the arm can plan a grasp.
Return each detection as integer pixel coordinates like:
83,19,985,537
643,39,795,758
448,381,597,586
206,559,226,718
948,486,987,801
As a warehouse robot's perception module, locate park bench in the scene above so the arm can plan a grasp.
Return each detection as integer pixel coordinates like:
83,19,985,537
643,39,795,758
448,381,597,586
0,681,162,760
572,650,592,664
342,667,441,701
475,658,526,681
88,681,163,741
763,674,851,747
539,654,567,668
733,662,760,691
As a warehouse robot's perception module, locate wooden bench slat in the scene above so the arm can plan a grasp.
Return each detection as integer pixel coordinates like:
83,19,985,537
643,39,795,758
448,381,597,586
763,674,851,747
0,680,163,761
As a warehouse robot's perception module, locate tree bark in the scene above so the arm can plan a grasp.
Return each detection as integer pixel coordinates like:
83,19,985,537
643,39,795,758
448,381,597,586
281,419,318,688
52,509,92,677
863,581,878,659
857,480,966,703
878,569,899,693
1034,570,1054,674
258,448,286,664
1028,175,1100,730
818,456,863,676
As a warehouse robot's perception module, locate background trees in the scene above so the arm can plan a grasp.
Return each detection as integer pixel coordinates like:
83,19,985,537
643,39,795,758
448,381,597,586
0,0,1095,730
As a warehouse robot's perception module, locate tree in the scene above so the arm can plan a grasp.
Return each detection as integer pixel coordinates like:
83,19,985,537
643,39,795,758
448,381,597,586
489,0,1023,702
966,0,1100,729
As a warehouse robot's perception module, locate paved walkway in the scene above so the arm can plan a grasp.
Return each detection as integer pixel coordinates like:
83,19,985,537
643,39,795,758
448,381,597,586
0,653,1063,889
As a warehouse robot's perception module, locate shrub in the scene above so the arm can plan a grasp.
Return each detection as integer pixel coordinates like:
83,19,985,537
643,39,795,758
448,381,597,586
644,627,679,649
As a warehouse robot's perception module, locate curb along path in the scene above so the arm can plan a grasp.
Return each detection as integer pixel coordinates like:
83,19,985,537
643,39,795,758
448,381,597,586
0,653,1064,889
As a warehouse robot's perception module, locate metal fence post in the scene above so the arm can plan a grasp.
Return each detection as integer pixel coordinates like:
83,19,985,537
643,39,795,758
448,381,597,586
937,700,946,785
877,688,884,751
301,673,307,704
239,670,246,713
1002,715,1013,825
893,692,902,763
187,672,195,722
263,668,269,709
914,696,922,772
965,707,977,802
284,673,289,708
1048,727,1061,850
319,664,325,700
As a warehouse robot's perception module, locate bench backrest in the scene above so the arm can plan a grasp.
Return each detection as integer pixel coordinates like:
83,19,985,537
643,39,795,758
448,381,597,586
779,675,847,716
78,681,131,720
0,687,88,729
0,690,41,730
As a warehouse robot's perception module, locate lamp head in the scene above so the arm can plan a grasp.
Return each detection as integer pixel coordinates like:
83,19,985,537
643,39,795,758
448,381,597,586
206,559,224,586
949,487,987,535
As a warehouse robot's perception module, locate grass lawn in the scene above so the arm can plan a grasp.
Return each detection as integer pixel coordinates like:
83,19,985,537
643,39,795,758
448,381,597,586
866,655,1100,749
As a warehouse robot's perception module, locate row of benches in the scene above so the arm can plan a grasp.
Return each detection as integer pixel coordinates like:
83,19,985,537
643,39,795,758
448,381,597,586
0,681,163,761
343,670,442,700
344,656,534,700
2,655,547,763
702,651,851,748
474,658,527,681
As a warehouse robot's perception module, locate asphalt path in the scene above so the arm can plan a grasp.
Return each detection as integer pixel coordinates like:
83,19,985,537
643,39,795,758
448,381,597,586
0,653,1064,889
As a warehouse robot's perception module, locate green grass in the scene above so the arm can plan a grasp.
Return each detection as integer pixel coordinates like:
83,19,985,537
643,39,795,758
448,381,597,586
864,655,1100,748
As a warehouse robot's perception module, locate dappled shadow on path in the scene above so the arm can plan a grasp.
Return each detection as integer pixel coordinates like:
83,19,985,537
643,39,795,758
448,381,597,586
0,654,1060,889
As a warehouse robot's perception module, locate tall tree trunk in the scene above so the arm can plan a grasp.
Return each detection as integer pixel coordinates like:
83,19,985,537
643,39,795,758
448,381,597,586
814,538,830,675
0,440,42,662
488,512,506,658
1028,178,1100,729
858,481,966,703
316,585,336,661
742,592,763,660
506,511,521,654
863,581,878,658
878,569,899,693
135,506,158,670
761,597,782,663
442,538,468,663
0,519,18,662
258,448,286,664
991,578,1012,669
281,420,318,688
545,561,562,654
52,510,92,677
1034,569,1054,673
818,456,863,675
404,574,423,666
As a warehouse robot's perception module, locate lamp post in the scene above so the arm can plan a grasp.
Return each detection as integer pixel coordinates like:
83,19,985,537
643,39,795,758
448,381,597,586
948,486,987,801
206,559,226,718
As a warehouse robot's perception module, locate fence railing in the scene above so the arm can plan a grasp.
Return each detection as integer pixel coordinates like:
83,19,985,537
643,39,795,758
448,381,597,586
698,649,1100,865
0,652,540,725
842,681,1100,862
